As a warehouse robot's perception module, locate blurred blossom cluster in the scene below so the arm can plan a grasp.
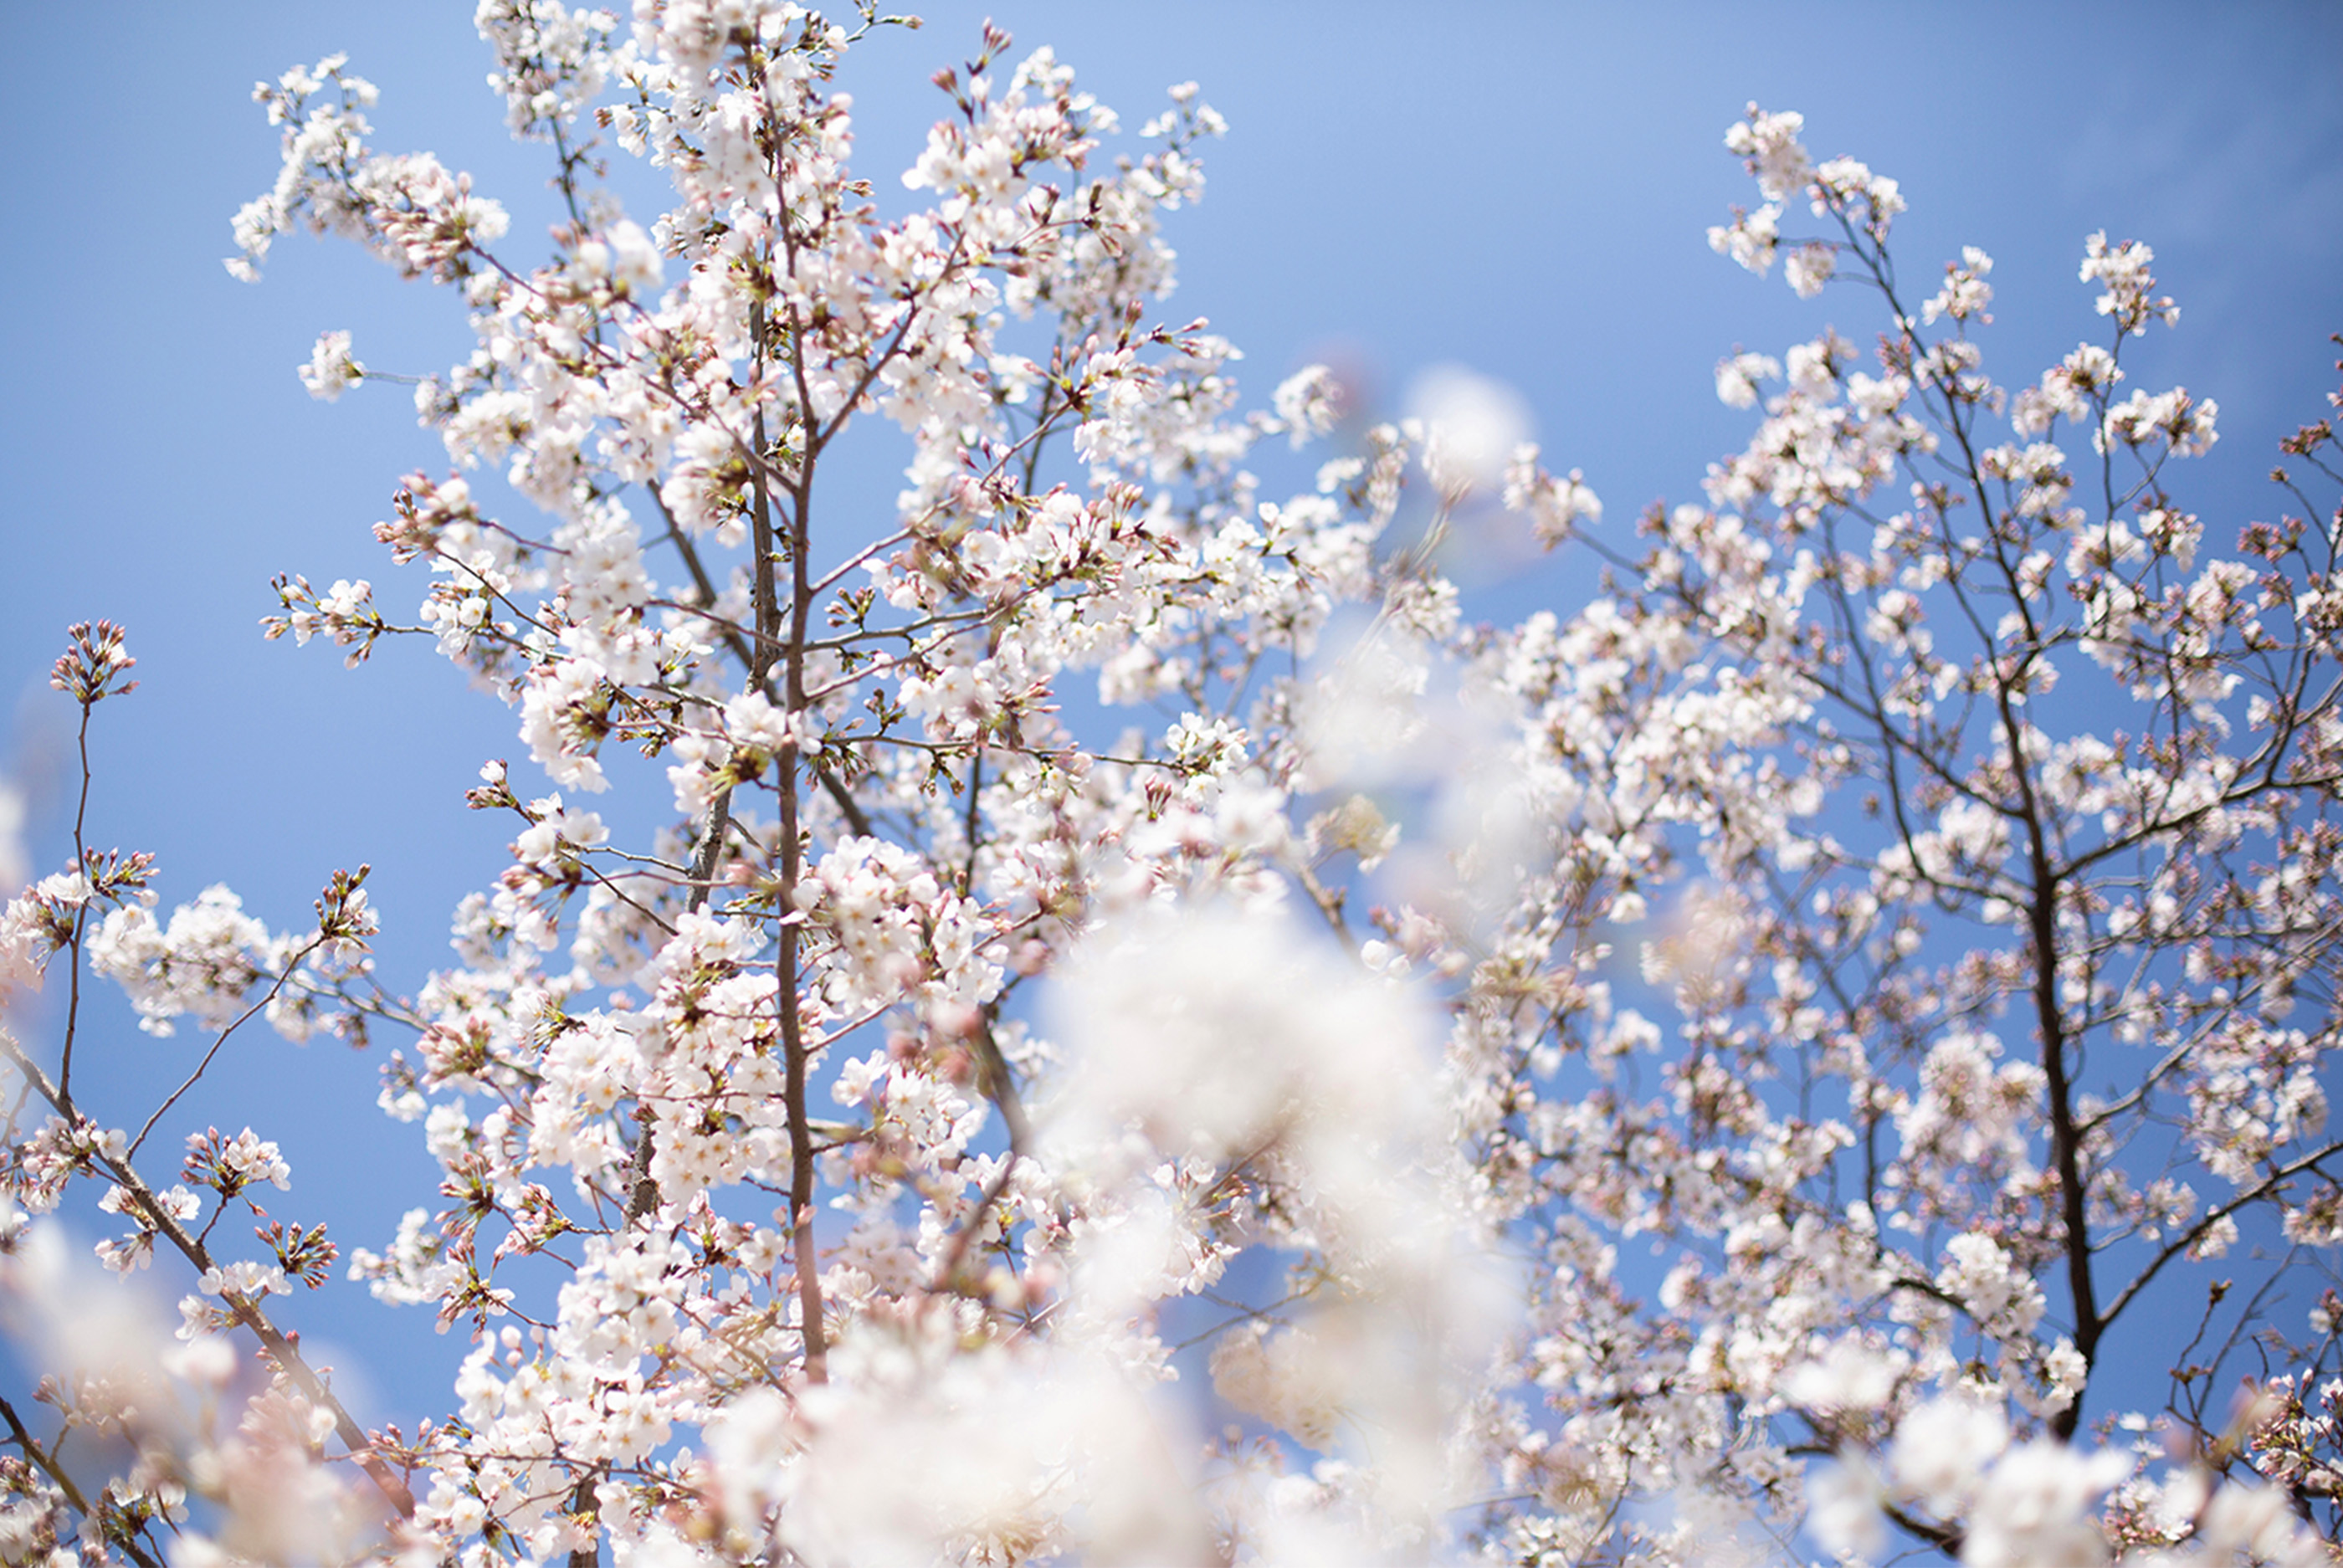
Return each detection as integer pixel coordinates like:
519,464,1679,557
3,10,2341,1568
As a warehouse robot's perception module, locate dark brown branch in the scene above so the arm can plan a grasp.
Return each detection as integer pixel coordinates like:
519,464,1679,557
0,1392,166,1568
773,279,831,1387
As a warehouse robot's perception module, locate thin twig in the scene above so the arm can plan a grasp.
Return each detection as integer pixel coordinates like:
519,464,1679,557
0,1032,417,1521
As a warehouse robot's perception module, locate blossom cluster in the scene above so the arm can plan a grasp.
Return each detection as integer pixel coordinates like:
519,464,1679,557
1,12,2339,1568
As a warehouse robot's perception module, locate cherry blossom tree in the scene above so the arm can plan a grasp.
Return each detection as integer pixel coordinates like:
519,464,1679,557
3,6,2340,1568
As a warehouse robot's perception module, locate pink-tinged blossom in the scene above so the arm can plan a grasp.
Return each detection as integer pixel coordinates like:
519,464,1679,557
87,884,284,1037
1924,246,1997,325
1713,351,1781,409
1783,240,1835,298
1725,104,1812,202
296,328,364,399
2081,231,2179,335
2101,386,2220,458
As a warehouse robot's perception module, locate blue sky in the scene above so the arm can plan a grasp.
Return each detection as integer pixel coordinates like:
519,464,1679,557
3,0,2339,1423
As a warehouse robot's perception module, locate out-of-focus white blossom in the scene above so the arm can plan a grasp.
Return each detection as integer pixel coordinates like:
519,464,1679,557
297,328,364,399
